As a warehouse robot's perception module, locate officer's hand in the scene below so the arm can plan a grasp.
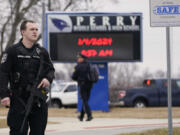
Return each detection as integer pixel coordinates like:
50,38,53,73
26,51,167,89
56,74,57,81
37,78,50,88
1,97,10,107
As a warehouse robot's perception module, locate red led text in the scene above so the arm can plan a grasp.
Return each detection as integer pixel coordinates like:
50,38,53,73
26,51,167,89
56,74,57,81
81,49,113,57
78,38,112,46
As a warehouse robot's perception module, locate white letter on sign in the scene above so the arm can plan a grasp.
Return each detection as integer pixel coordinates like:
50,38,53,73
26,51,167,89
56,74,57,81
77,16,84,26
103,16,110,26
130,16,137,26
90,16,96,26
116,16,124,26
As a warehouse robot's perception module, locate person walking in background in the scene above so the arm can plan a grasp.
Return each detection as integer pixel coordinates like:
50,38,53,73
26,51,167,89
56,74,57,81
0,20,55,135
72,53,93,121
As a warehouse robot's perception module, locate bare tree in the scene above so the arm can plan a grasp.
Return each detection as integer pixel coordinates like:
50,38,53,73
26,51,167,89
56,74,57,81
0,0,41,60
0,0,89,61
63,63,76,81
154,70,166,78
141,68,153,79
109,63,139,90
108,63,140,102
47,0,90,11
54,71,66,80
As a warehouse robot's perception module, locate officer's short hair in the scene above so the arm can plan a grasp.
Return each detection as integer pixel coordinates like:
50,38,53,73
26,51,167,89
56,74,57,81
20,20,36,31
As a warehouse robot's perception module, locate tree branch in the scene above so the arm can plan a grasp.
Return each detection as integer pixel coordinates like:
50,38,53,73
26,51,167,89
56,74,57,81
5,0,41,49
0,13,13,55
63,0,73,11
22,0,40,13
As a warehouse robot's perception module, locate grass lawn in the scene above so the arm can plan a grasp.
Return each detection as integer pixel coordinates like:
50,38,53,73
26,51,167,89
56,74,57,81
118,127,180,135
48,107,180,119
0,119,7,128
1,107,180,118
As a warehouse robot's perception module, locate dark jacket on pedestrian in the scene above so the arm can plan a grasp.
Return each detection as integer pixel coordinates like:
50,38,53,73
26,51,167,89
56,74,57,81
72,61,90,84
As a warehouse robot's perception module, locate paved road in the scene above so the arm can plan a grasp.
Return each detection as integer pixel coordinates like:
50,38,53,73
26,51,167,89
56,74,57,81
1,117,180,135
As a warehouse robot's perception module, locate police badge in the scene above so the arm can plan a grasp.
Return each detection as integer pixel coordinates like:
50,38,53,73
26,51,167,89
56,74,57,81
36,48,41,55
1,53,8,63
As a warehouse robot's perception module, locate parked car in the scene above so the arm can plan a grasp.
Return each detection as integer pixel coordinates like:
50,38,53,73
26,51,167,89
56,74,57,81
47,81,78,108
118,79,180,108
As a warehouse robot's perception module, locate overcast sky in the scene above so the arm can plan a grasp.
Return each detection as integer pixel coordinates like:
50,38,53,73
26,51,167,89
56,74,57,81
89,0,180,76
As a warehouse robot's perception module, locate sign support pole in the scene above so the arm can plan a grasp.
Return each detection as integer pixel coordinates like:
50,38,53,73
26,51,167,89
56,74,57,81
150,1,180,135
166,27,173,135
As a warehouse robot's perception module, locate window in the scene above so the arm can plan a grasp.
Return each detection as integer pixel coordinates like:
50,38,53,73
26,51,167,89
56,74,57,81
176,80,180,89
162,80,180,89
163,81,168,88
51,83,66,92
65,85,77,92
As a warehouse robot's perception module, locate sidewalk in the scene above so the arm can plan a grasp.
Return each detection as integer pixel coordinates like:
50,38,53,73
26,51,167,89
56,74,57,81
46,117,180,133
1,117,180,135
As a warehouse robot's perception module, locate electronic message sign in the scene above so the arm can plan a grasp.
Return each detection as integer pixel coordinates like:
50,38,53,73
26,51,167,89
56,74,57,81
46,12,142,62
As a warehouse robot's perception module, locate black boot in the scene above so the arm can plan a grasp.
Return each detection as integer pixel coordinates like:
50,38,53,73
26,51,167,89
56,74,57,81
78,115,83,121
86,116,93,121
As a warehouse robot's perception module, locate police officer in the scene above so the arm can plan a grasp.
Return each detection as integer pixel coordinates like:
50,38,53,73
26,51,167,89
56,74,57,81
72,53,93,121
0,20,55,135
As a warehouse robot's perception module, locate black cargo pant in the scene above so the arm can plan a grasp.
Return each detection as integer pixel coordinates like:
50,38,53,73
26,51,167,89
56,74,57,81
7,97,48,135
79,81,93,119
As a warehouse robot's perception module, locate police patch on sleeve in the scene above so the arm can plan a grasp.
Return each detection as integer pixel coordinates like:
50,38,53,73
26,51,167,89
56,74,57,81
1,53,8,63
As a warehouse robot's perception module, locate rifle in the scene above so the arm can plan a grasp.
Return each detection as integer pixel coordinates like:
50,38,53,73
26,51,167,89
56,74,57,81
20,54,47,133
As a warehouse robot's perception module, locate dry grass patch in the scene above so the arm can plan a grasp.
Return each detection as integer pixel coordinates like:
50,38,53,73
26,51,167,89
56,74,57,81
48,108,78,117
0,118,59,129
0,108,59,129
47,121,59,124
0,108,8,116
0,119,8,128
48,107,180,119
2,107,180,119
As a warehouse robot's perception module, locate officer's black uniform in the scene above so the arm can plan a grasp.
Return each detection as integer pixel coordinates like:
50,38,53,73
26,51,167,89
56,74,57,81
72,56,93,121
0,40,55,135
